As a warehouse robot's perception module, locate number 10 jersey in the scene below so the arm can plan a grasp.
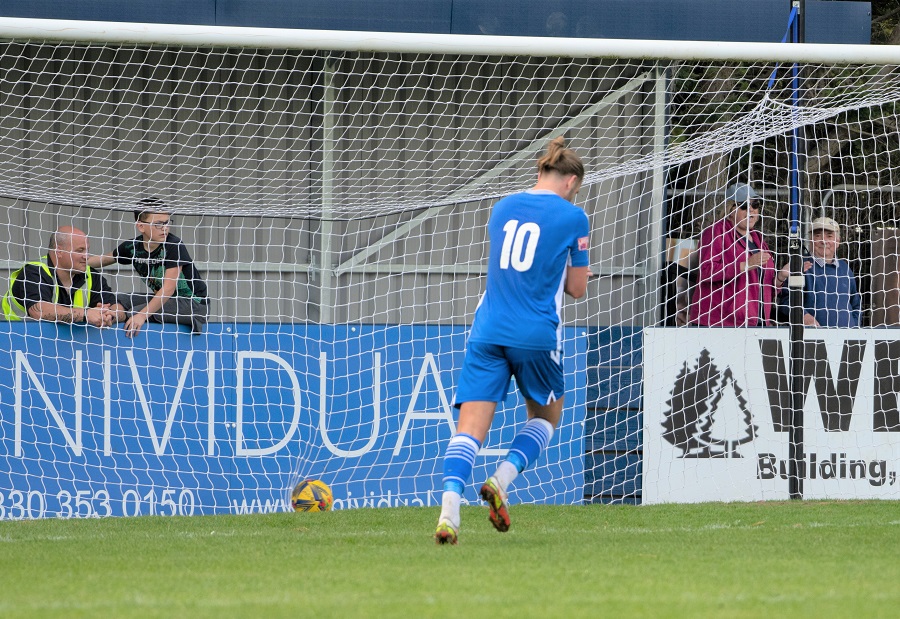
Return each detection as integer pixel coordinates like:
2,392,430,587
468,189,590,351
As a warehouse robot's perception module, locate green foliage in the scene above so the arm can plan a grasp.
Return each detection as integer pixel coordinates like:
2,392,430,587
2,502,900,618
871,0,900,45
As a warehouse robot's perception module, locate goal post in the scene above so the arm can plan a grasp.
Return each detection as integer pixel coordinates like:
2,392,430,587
2,16,900,62
0,17,899,518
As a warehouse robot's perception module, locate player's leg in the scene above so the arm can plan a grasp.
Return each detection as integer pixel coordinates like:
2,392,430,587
482,348,564,532
498,398,563,484
481,401,562,533
435,402,493,545
435,343,509,545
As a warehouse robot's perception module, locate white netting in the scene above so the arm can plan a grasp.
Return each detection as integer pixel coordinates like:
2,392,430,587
1,21,900,518
2,45,898,219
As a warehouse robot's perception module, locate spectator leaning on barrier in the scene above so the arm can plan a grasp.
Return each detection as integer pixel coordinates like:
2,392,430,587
776,216,861,327
88,198,210,338
2,226,126,327
689,182,786,327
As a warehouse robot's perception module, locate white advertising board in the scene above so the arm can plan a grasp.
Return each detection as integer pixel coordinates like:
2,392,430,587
643,328,900,503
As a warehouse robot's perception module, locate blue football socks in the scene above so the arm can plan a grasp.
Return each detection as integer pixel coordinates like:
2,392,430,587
441,433,481,496
508,417,554,473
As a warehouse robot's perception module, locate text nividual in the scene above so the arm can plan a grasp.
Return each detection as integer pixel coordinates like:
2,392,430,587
9,349,464,458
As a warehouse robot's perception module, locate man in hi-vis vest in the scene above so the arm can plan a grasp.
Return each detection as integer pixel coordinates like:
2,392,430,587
3,226,125,327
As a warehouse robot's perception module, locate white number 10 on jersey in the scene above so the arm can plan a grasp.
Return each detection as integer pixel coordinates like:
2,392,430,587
499,219,541,272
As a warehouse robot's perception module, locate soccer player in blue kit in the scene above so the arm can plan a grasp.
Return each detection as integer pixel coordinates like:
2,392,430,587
435,137,591,545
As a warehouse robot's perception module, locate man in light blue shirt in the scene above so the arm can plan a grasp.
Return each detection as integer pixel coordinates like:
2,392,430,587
435,137,591,545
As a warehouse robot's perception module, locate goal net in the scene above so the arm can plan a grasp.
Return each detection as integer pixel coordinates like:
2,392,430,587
1,18,899,517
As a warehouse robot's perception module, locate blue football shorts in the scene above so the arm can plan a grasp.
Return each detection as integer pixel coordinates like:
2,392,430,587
453,341,564,407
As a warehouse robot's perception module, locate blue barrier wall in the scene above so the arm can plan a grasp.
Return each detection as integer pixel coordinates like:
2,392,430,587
0,0,871,44
0,321,586,518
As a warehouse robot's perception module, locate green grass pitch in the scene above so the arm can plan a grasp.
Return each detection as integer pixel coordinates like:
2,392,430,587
1,501,899,618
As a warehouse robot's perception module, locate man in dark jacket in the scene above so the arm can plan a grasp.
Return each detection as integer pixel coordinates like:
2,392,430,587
3,226,125,326
776,216,861,327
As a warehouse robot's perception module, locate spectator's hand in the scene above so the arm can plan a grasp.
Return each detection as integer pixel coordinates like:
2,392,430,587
84,306,114,328
776,262,790,286
109,304,128,324
803,260,813,272
803,313,820,327
96,303,116,328
746,251,771,270
124,312,148,338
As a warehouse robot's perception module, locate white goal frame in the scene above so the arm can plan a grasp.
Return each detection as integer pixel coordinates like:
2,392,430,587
2,17,900,515
1,16,899,63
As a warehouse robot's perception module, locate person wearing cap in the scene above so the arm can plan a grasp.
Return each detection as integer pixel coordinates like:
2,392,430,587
776,216,861,327
2,226,127,326
689,182,783,327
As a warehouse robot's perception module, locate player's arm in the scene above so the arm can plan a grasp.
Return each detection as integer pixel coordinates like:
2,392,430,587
564,265,590,299
566,218,591,300
87,252,117,269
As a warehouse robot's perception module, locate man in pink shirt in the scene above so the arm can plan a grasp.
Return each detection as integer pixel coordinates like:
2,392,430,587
689,183,784,327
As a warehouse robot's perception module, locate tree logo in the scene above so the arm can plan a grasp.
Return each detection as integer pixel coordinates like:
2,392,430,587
661,348,758,458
